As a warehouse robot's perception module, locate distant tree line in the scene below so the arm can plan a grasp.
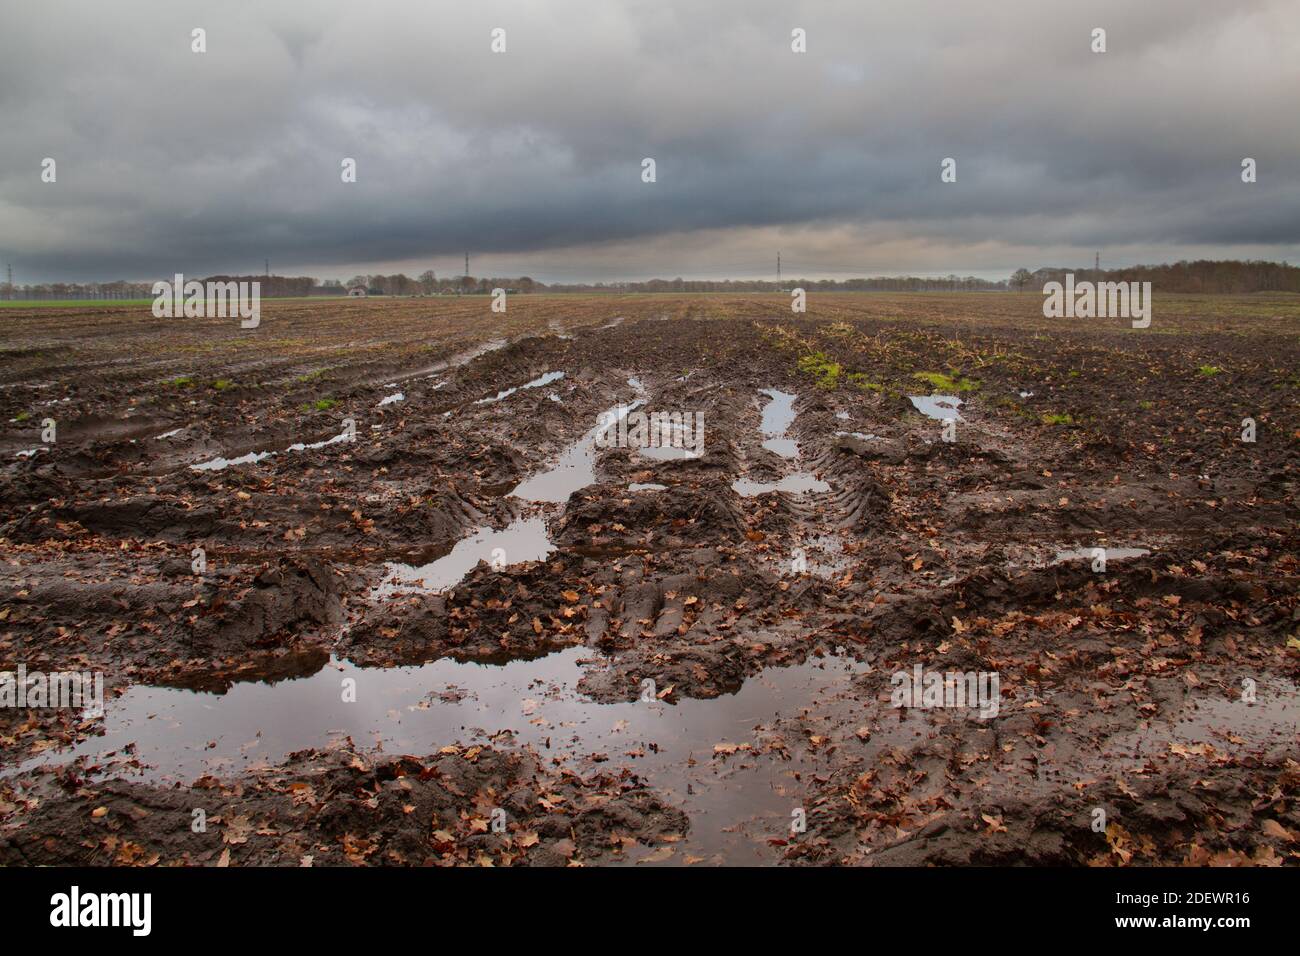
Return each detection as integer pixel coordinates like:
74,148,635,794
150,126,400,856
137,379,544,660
1009,259,1300,294
341,272,541,295
1,274,318,300
4,260,1297,300
539,275,1009,292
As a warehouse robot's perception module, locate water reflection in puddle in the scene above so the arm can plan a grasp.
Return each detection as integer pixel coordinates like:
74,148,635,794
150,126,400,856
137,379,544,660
382,381,647,595
1052,546,1149,564
377,516,554,596
400,338,508,383
636,418,703,461
192,426,354,472
20,647,904,865
1101,680,1299,768
475,371,565,406
758,389,799,458
909,394,963,420
511,380,646,503
732,388,826,497
732,474,831,497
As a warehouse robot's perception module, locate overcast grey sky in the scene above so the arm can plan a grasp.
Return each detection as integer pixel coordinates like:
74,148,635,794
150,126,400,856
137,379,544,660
2,0,1297,284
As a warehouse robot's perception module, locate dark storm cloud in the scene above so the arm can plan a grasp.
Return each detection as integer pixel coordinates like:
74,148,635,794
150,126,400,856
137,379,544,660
1,0,1297,282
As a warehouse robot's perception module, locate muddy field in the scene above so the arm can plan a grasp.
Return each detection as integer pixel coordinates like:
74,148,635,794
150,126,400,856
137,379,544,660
0,292,1297,866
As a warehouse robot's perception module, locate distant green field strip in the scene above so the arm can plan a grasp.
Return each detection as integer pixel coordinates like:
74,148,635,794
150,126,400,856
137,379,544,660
0,296,353,309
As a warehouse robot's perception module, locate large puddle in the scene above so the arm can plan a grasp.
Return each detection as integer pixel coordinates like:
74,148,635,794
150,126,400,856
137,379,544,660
14,646,914,865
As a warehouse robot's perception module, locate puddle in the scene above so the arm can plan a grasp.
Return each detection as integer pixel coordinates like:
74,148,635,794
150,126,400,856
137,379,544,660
758,389,799,458
601,317,625,330
191,449,273,471
396,338,508,383
835,411,850,421
475,371,565,406
153,428,184,440
636,418,703,461
379,383,646,594
1101,680,1299,768
732,388,826,497
15,647,921,864
799,534,850,579
511,381,646,504
377,391,405,407
192,425,354,472
376,516,554,596
1052,546,1149,564
835,430,876,441
909,394,963,421
629,483,668,492
732,474,830,497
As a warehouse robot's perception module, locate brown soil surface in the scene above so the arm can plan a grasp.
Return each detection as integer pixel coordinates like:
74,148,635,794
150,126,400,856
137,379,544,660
1,293,1297,866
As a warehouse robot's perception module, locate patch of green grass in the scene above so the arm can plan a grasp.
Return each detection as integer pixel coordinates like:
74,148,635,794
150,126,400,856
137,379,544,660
211,379,234,391
1197,365,1223,377
1138,400,1154,410
303,398,337,412
796,352,844,390
845,372,883,392
14,411,30,422
913,371,979,392
0,299,155,308
295,369,325,384
1042,413,1075,426
172,375,195,387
